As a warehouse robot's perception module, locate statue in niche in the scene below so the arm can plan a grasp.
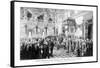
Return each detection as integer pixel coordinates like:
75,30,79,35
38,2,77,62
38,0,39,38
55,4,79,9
48,18,53,23
26,10,32,20
24,24,33,37
37,14,44,22
44,26,48,35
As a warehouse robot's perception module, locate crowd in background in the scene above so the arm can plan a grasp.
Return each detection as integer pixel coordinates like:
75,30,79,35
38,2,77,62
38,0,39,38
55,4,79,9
20,36,93,60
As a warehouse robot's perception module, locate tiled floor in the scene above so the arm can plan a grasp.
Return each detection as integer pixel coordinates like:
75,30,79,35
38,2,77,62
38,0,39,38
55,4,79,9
52,47,76,58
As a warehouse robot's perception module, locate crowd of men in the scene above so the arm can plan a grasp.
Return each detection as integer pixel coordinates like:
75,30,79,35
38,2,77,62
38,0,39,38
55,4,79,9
20,36,93,60
20,37,55,59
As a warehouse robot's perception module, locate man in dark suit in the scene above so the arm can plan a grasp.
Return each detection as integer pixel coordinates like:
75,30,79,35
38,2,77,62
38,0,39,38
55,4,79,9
48,39,55,57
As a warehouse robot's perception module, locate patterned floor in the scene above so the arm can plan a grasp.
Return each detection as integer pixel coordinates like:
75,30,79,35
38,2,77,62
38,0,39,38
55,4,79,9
52,47,76,58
